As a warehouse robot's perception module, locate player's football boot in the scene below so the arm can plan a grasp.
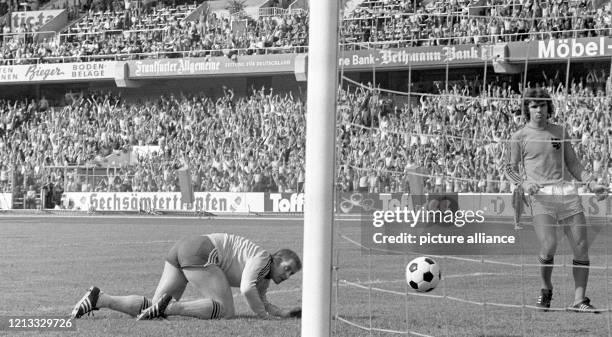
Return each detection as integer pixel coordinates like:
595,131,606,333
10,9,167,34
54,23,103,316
71,286,100,318
567,297,601,314
136,293,172,320
535,289,552,311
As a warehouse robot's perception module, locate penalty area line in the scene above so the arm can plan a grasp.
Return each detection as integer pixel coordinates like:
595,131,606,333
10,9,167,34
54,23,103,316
225,272,513,300
0,214,364,222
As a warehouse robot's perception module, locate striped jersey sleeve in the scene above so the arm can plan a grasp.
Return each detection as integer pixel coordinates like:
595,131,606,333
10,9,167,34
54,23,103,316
206,233,275,317
240,253,272,292
256,256,273,283
240,252,273,317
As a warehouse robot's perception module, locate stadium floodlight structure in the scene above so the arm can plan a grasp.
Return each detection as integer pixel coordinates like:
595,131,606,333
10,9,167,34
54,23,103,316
301,1,340,337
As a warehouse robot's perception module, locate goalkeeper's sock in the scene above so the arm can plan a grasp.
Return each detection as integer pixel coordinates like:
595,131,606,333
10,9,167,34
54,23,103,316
572,259,590,305
97,294,152,317
538,255,554,290
165,298,224,319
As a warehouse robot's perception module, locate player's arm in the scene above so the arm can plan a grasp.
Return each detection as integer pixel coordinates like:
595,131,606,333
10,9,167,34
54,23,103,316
257,280,300,318
562,130,607,197
562,133,590,186
240,258,271,318
257,280,288,317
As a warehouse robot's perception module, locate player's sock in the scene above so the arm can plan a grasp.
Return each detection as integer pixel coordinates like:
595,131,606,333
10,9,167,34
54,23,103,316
140,297,153,314
97,294,153,317
572,259,590,305
165,298,224,319
136,294,172,320
538,255,554,290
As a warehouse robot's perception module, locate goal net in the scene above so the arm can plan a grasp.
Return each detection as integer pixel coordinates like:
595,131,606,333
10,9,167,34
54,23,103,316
331,38,612,337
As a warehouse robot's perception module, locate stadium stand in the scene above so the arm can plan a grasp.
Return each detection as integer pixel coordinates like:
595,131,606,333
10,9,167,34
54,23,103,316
0,0,309,64
0,0,610,208
341,0,612,47
1,0,612,63
1,75,610,205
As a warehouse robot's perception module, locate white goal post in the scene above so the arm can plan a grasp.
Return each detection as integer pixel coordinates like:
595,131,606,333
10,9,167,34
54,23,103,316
301,1,340,337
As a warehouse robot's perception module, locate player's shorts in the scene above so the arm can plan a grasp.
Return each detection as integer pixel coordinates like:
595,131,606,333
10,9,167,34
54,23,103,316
531,183,584,221
166,235,220,269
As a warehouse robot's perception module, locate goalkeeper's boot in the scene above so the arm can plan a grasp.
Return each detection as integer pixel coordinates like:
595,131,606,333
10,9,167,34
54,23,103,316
567,297,601,314
535,289,552,312
136,293,172,320
71,286,100,318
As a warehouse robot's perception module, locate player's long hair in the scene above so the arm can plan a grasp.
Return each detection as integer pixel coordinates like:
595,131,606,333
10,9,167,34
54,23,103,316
522,87,554,121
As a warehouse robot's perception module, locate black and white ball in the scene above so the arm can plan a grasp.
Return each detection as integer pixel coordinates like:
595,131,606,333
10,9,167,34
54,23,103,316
406,256,441,292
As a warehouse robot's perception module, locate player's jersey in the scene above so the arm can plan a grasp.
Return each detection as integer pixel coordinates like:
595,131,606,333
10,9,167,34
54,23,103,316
206,233,272,288
506,123,581,185
206,233,273,317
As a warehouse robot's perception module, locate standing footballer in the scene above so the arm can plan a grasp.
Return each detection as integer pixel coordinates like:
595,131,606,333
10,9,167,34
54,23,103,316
71,233,302,320
504,87,608,313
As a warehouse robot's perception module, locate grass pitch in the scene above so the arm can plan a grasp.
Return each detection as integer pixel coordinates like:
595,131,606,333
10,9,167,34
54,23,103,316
1,215,611,337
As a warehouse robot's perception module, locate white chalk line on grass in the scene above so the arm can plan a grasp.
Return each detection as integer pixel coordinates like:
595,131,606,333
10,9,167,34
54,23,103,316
56,239,177,247
338,272,512,285
0,213,364,222
226,272,511,300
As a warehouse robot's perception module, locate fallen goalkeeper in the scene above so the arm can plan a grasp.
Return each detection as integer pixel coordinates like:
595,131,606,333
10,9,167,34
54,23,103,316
70,233,302,320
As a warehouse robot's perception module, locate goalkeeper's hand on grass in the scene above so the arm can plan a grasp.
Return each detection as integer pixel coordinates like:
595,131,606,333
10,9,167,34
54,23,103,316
259,312,281,320
287,307,301,318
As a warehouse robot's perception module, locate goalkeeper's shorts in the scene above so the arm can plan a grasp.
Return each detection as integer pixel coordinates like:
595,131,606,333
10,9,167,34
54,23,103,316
531,183,584,221
166,235,220,269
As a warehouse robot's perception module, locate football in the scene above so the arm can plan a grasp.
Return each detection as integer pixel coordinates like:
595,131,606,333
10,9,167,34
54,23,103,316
406,256,441,292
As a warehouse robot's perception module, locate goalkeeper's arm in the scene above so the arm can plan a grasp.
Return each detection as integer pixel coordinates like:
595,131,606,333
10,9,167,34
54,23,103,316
242,283,301,318
257,280,301,318
263,301,301,318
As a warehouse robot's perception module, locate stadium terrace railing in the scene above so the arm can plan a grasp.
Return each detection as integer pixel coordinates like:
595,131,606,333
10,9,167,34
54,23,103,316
2,30,60,43
1,27,612,65
0,45,309,65
340,27,612,51
467,1,608,13
257,7,307,17
342,11,610,25
56,27,170,47
58,27,169,38
258,7,288,17
349,0,606,15
229,10,248,20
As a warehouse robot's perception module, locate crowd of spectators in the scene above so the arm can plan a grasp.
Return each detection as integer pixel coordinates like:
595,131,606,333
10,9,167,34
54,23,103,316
0,86,308,201
2,0,612,64
341,0,612,47
0,1,309,65
337,74,612,194
1,74,611,204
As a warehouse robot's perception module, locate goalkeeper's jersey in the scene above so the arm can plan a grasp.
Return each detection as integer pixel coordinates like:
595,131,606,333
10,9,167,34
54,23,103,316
506,123,581,185
206,233,272,289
